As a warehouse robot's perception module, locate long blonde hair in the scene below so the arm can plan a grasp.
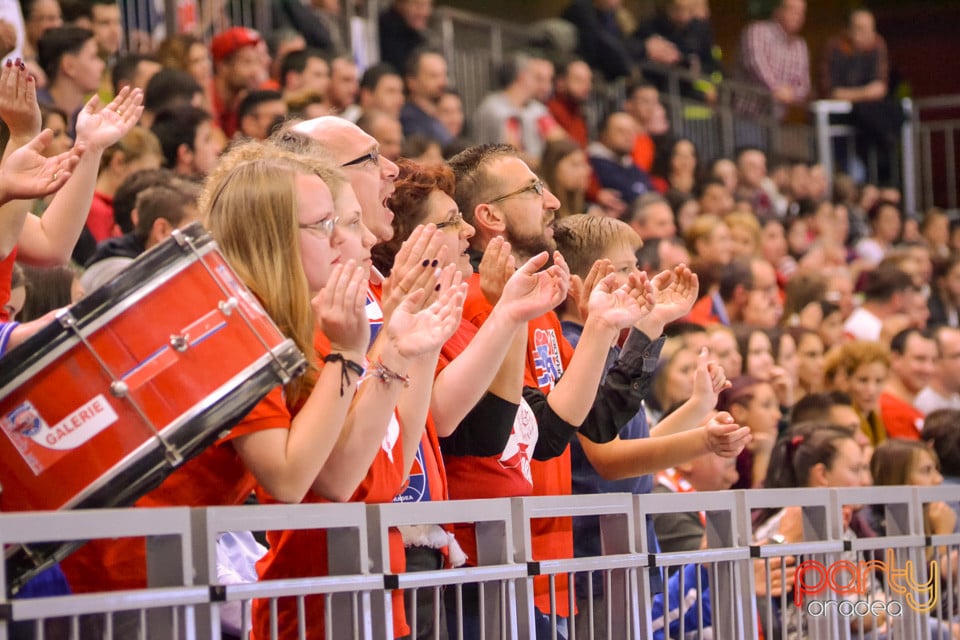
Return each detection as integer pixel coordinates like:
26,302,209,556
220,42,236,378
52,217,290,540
202,154,324,405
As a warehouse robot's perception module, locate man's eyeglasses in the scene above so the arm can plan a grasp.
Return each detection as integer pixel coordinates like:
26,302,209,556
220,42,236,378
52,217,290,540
436,211,464,230
488,179,545,205
299,217,339,237
341,149,380,168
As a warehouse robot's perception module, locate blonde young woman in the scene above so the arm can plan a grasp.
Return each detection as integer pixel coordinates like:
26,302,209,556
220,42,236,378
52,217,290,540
205,145,465,640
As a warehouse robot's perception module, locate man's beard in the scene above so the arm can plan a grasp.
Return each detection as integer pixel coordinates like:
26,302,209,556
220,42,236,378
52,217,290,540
503,218,555,261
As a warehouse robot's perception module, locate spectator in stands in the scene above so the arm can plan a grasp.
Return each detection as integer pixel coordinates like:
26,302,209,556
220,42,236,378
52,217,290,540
647,338,698,425
629,193,676,241
141,68,204,129
110,53,160,97
791,328,825,401
654,450,739,554
83,127,163,251
636,236,690,275
821,8,902,181
650,137,698,197
587,112,652,207
210,27,266,138
22,0,63,87
929,254,960,329
561,0,634,81
878,328,935,440
916,331,960,416
843,265,915,342
151,105,224,180
328,53,360,114
735,0,810,119
156,33,214,112
399,47,451,145
83,183,199,291
632,0,721,102
698,178,734,218
473,51,564,170
921,410,960,494
352,63,405,122
19,263,83,321
921,208,950,259
4,264,25,321
279,48,330,107
36,26,105,136
448,141,684,636
718,376,780,489
546,56,592,149
709,157,738,195
400,134,442,164
236,89,287,141
379,0,431,76
554,214,747,638
684,214,732,266
88,0,120,61
706,325,742,378
734,146,775,221
436,89,466,143
624,81,668,173
854,199,902,267
29,104,74,216
540,138,593,219
725,211,760,259
686,257,781,328
271,0,340,53
824,340,890,445
264,29,306,88
356,110,403,162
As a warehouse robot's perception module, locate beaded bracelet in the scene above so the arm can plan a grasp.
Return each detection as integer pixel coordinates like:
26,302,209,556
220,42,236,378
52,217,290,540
323,353,365,396
368,357,410,387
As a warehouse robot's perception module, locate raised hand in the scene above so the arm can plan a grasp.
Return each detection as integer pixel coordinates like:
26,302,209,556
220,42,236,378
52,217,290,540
312,261,369,355
0,129,84,202
74,87,143,151
587,272,647,331
478,235,515,305
0,59,41,141
703,411,751,458
571,258,614,322
386,265,465,358
690,347,731,412
380,224,445,319
495,251,568,322
637,264,699,336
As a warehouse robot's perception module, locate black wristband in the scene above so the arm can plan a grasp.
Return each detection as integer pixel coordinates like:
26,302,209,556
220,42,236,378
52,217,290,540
323,353,365,396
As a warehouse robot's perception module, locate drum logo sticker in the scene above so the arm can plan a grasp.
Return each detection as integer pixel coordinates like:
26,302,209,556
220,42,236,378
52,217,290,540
1,395,118,475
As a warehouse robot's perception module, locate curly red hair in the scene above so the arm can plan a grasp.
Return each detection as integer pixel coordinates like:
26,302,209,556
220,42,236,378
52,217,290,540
373,159,456,274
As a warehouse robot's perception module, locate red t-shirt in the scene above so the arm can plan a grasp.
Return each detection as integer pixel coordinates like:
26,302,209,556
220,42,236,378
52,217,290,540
251,302,411,640
879,391,923,440
0,247,16,322
60,386,290,593
86,191,116,242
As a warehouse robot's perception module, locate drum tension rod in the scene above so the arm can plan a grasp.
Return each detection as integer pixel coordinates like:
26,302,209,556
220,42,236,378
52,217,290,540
56,310,185,468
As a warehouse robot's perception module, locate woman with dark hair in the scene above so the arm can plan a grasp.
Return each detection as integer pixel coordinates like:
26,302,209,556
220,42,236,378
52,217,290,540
651,137,699,197
718,375,781,489
18,263,82,321
928,253,960,328
540,137,592,219
854,199,903,267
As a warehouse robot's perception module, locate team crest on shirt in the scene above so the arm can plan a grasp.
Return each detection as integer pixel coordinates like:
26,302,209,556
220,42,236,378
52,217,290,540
366,290,384,345
381,412,400,462
499,398,538,485
532,328,563,389
395,442,430,503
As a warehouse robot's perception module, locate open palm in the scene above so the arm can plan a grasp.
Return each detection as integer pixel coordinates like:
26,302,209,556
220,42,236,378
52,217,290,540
386,276,465,358
0,129,82,200
75,87,143,151
647,264,699,326
498,252,567,322
587,273,646,330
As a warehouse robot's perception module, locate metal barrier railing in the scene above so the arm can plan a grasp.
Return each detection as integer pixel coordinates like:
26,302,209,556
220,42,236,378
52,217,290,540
3,486,960,640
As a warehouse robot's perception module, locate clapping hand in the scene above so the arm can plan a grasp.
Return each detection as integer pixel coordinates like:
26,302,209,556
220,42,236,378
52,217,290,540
0,129,83,202
478,236,514,305
312,261,370,355
587,271,652,332
380,224,445,320
0,59,41,142
496,251,569,322
75,87,143,151
690,347,731,413
704,411,751,458
386,265,465,358
637,264,699,336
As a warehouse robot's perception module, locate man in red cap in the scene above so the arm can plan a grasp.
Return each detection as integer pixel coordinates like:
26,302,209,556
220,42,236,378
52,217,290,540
210,26,267,138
